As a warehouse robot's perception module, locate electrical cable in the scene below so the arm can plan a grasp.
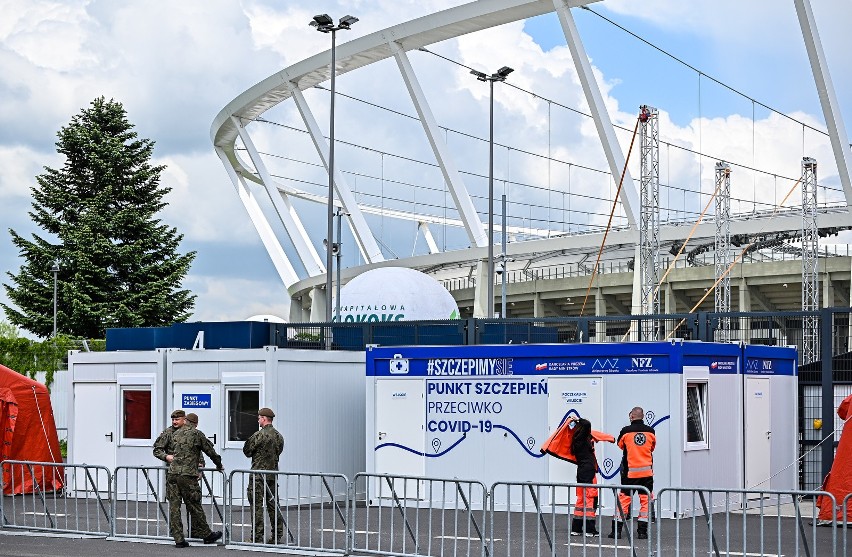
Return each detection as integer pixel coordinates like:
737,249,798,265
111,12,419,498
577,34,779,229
620,179,722,341
580,5,831,138
749,413,849,490
580,114,641,317
664,177,804,339
31,385,62,491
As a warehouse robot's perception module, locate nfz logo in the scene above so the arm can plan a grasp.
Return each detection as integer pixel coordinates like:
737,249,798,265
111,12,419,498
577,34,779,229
592,358,619,370
746,359,773,371
631,357,653,368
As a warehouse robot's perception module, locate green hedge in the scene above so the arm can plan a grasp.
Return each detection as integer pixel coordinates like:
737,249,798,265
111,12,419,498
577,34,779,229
0,335,105,388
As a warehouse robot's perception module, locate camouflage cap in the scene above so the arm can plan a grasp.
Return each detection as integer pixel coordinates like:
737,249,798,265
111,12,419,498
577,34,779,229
258,407,275,418
186,413,198,425
171,409,186,419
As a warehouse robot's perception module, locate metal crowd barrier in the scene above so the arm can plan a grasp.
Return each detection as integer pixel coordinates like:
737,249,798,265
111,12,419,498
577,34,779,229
350,473,488,557
4,461,852,557
1,460,112,536
227,470,349,554
844,492,852,557
658,487,838,557
112,465,227,542
490,480,653,556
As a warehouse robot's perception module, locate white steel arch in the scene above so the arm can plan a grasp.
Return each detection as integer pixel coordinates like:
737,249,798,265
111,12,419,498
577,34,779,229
211,0,852,317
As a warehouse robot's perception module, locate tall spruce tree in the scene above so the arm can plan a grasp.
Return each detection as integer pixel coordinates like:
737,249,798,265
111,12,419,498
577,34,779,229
3,97,196,338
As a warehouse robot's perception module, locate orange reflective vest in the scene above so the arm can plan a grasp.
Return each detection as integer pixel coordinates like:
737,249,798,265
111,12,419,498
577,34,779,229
617,420,656,479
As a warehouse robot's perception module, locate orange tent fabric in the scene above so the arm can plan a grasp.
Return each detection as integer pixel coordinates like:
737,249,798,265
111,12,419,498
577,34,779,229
540,417,614,464
0,364,64,495
817,393,852,522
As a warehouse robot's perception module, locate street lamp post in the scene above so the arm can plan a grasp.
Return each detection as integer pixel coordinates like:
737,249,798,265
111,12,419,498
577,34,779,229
51,260,59,337
471,66,513,318
335,207,347,319
310,13,358,323
501,193,507,317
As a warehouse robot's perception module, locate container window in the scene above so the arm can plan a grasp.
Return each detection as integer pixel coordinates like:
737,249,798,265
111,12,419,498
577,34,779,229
685,382,708,449
228,389,259,442
122,389,152,440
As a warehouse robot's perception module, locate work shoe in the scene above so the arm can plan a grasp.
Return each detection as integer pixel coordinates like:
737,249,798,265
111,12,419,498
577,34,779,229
175,541,190,548
607,523,623,539
203,531,223,544
637,529,648,540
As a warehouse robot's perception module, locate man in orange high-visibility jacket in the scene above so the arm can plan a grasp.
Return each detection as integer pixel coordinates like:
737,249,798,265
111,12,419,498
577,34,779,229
608,406,656,541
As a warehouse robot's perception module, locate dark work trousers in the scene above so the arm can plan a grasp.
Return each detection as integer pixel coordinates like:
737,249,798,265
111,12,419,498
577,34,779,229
247,474,284,543
167,473,213,543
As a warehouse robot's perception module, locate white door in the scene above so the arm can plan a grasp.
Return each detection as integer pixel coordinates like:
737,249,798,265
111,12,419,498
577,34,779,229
172,383,223,499
745,378,771,490
374,379,425,501
547,377,603,506
72,383,115,493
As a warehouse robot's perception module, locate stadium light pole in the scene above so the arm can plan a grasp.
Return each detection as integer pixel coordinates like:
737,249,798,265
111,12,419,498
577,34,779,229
51,260,59,337
310,13,358,323
471,66,513,318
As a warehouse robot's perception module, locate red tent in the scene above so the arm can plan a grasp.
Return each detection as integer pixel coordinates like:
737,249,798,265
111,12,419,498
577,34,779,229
0,364,64,495
817,394,852,522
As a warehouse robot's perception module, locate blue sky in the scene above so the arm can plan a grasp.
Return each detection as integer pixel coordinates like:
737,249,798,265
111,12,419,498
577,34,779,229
0,0,849,335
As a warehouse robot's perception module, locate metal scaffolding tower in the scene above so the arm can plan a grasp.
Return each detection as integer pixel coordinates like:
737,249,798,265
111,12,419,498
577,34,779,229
801,156,819,364
639,105,660,340
714,162,732,342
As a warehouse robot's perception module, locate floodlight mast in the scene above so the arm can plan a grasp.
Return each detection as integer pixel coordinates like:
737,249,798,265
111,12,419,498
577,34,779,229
469,65,513,318
310,14,358,323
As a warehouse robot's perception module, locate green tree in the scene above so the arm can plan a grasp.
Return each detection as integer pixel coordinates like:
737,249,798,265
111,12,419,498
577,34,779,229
0,319,20,339
3,97,196,338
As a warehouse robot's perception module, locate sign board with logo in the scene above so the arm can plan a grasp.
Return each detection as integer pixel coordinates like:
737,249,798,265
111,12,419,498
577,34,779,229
366,341,799,517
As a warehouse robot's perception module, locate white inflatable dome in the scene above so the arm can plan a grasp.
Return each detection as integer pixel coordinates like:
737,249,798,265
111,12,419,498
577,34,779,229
245,314,287,323
337,267,459,322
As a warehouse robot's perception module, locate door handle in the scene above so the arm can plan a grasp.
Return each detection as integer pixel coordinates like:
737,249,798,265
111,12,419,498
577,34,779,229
105,432,113,442
378,432,386,440
766,431,771,439
208,433,217,444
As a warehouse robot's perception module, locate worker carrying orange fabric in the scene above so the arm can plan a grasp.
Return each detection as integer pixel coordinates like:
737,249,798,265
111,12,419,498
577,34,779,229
609,406,656,541
541,415,614,537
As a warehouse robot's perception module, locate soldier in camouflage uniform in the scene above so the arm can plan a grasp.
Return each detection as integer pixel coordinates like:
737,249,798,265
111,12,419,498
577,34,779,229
243,407,285,544
185,413,206,469
184,413,205,539
154,409,224,548
153,410,184,465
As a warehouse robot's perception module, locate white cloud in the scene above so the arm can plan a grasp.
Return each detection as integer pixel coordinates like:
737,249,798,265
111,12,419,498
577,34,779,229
0,145,60,199
186,275,290,322
0,0,848,330
0,0,97,71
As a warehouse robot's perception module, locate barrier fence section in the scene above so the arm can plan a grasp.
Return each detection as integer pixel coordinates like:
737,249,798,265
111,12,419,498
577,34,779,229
350,473,488,557
3,461,851,557
227,470,349,554
112,466,227,542
0,460,112,536
489,480,653,557
658,487,838,557
844,493,852,557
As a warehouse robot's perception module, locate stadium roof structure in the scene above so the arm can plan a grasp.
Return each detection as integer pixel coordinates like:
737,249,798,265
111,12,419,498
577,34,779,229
212,0,852,321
